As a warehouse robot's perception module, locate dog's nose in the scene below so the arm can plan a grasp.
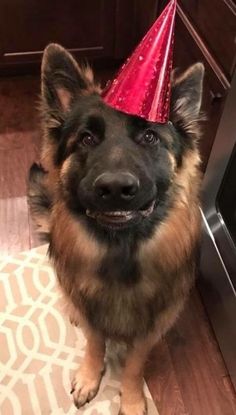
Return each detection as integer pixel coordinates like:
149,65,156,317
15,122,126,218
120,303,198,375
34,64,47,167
94,172,139,201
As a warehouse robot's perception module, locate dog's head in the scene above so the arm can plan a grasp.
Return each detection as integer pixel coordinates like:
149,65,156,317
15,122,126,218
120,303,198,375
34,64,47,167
40,44,204,236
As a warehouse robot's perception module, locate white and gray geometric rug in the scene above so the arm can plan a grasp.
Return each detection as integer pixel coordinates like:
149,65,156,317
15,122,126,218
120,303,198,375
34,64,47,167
0,245,159,414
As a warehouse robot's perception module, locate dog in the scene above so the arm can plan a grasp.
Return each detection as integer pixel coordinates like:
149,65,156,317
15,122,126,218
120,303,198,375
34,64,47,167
28,43,204,415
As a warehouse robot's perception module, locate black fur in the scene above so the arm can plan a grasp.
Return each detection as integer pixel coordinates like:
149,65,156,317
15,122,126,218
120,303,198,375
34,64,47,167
97,237,141,284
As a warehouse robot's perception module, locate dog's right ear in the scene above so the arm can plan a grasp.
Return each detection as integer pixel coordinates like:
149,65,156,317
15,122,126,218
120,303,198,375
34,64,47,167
170,63,204,140
41,43,100,132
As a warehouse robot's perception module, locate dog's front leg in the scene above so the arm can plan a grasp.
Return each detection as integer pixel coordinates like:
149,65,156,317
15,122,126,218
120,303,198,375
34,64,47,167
119,335,156,415
71,323,105,409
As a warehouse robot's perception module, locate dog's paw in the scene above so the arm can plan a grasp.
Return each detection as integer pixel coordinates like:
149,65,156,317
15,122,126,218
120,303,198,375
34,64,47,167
71,366,105,409
119,397,147,415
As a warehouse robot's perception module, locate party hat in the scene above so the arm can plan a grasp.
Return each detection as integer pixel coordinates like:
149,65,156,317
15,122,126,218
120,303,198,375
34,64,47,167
102,0,177,123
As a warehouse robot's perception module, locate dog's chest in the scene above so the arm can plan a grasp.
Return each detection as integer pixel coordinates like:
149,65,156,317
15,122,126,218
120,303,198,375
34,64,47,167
75,242,166,340
52,223,187,341
77,272,158,341
97,242,141,284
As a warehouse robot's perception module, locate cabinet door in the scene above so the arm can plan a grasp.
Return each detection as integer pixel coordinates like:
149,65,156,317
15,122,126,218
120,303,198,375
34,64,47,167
114,0,158,59
0,0,116,66
174,12,229,171
179,0,236,80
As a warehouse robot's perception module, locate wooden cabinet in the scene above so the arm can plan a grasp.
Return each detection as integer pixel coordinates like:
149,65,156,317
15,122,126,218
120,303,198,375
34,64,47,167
159,0,236,170
180,0,236,79
0,0,116,65
173,10,230,171
1,0,235,169
0,0,158,70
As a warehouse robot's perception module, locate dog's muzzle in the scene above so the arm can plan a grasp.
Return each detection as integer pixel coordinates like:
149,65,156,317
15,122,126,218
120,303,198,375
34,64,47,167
84,171,156,229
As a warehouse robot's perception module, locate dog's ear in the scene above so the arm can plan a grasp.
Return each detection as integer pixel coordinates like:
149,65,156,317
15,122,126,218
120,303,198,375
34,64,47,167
41,43,100,132
170,63,204,138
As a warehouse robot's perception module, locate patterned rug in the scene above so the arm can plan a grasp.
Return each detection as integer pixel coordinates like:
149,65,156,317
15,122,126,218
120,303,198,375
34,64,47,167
0,245,159,415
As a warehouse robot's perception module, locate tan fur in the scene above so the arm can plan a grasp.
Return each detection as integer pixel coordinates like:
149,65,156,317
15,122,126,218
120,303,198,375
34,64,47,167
81,65,102,95
71,324,105,408
62,295,82,326
119,299,186,415
41,139,60,188
50,201,106,299
168,152,177,172
120,333,158,415
60,156,73,181
51,202,106,268
171,63,204,139
30,213,50,234
66,286,106,409
57,87,72,112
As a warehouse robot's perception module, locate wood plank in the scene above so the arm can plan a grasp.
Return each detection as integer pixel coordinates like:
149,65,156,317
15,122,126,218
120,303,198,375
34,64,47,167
145,340,187,415
166,289,236,415
0,76,40,254
0,194,30,254
0,148,31,254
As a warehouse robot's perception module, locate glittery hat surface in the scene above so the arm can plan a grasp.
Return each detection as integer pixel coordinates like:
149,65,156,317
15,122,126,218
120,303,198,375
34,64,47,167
102,0,177,123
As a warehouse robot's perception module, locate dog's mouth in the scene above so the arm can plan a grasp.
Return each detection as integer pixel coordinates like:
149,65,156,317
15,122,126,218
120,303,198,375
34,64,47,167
86,199,156,229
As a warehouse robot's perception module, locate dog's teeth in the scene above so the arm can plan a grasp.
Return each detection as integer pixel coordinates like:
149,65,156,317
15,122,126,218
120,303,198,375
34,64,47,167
86,209,97,218
86,202,156,221
140,200,156,217
86,209,133,218
104,211,132,217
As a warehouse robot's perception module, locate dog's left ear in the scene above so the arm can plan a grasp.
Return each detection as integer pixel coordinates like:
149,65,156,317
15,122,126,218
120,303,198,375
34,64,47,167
41,43,100,131
170,63,204,138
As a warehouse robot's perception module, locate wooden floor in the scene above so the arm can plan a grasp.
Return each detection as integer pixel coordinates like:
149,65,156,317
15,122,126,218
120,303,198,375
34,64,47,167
0,75,236,415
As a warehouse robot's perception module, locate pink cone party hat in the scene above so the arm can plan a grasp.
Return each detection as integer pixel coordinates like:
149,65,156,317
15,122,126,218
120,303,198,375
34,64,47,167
102,0,177,123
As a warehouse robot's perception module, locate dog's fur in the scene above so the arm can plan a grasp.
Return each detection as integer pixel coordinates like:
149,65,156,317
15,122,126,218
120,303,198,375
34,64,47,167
28,44,204,414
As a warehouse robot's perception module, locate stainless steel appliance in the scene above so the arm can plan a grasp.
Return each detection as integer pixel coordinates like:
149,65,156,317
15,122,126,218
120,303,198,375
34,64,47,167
199,70,236,390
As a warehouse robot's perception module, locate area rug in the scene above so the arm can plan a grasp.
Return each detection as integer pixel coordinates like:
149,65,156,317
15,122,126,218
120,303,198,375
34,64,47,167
0,245,159,415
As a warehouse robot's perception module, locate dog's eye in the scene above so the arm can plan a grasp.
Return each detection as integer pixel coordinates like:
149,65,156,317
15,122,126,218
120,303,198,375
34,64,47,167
142,130,159,145
81,132,99,147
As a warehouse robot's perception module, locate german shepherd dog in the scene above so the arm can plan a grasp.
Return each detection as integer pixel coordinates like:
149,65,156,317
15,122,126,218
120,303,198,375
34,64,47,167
28,44,204,415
